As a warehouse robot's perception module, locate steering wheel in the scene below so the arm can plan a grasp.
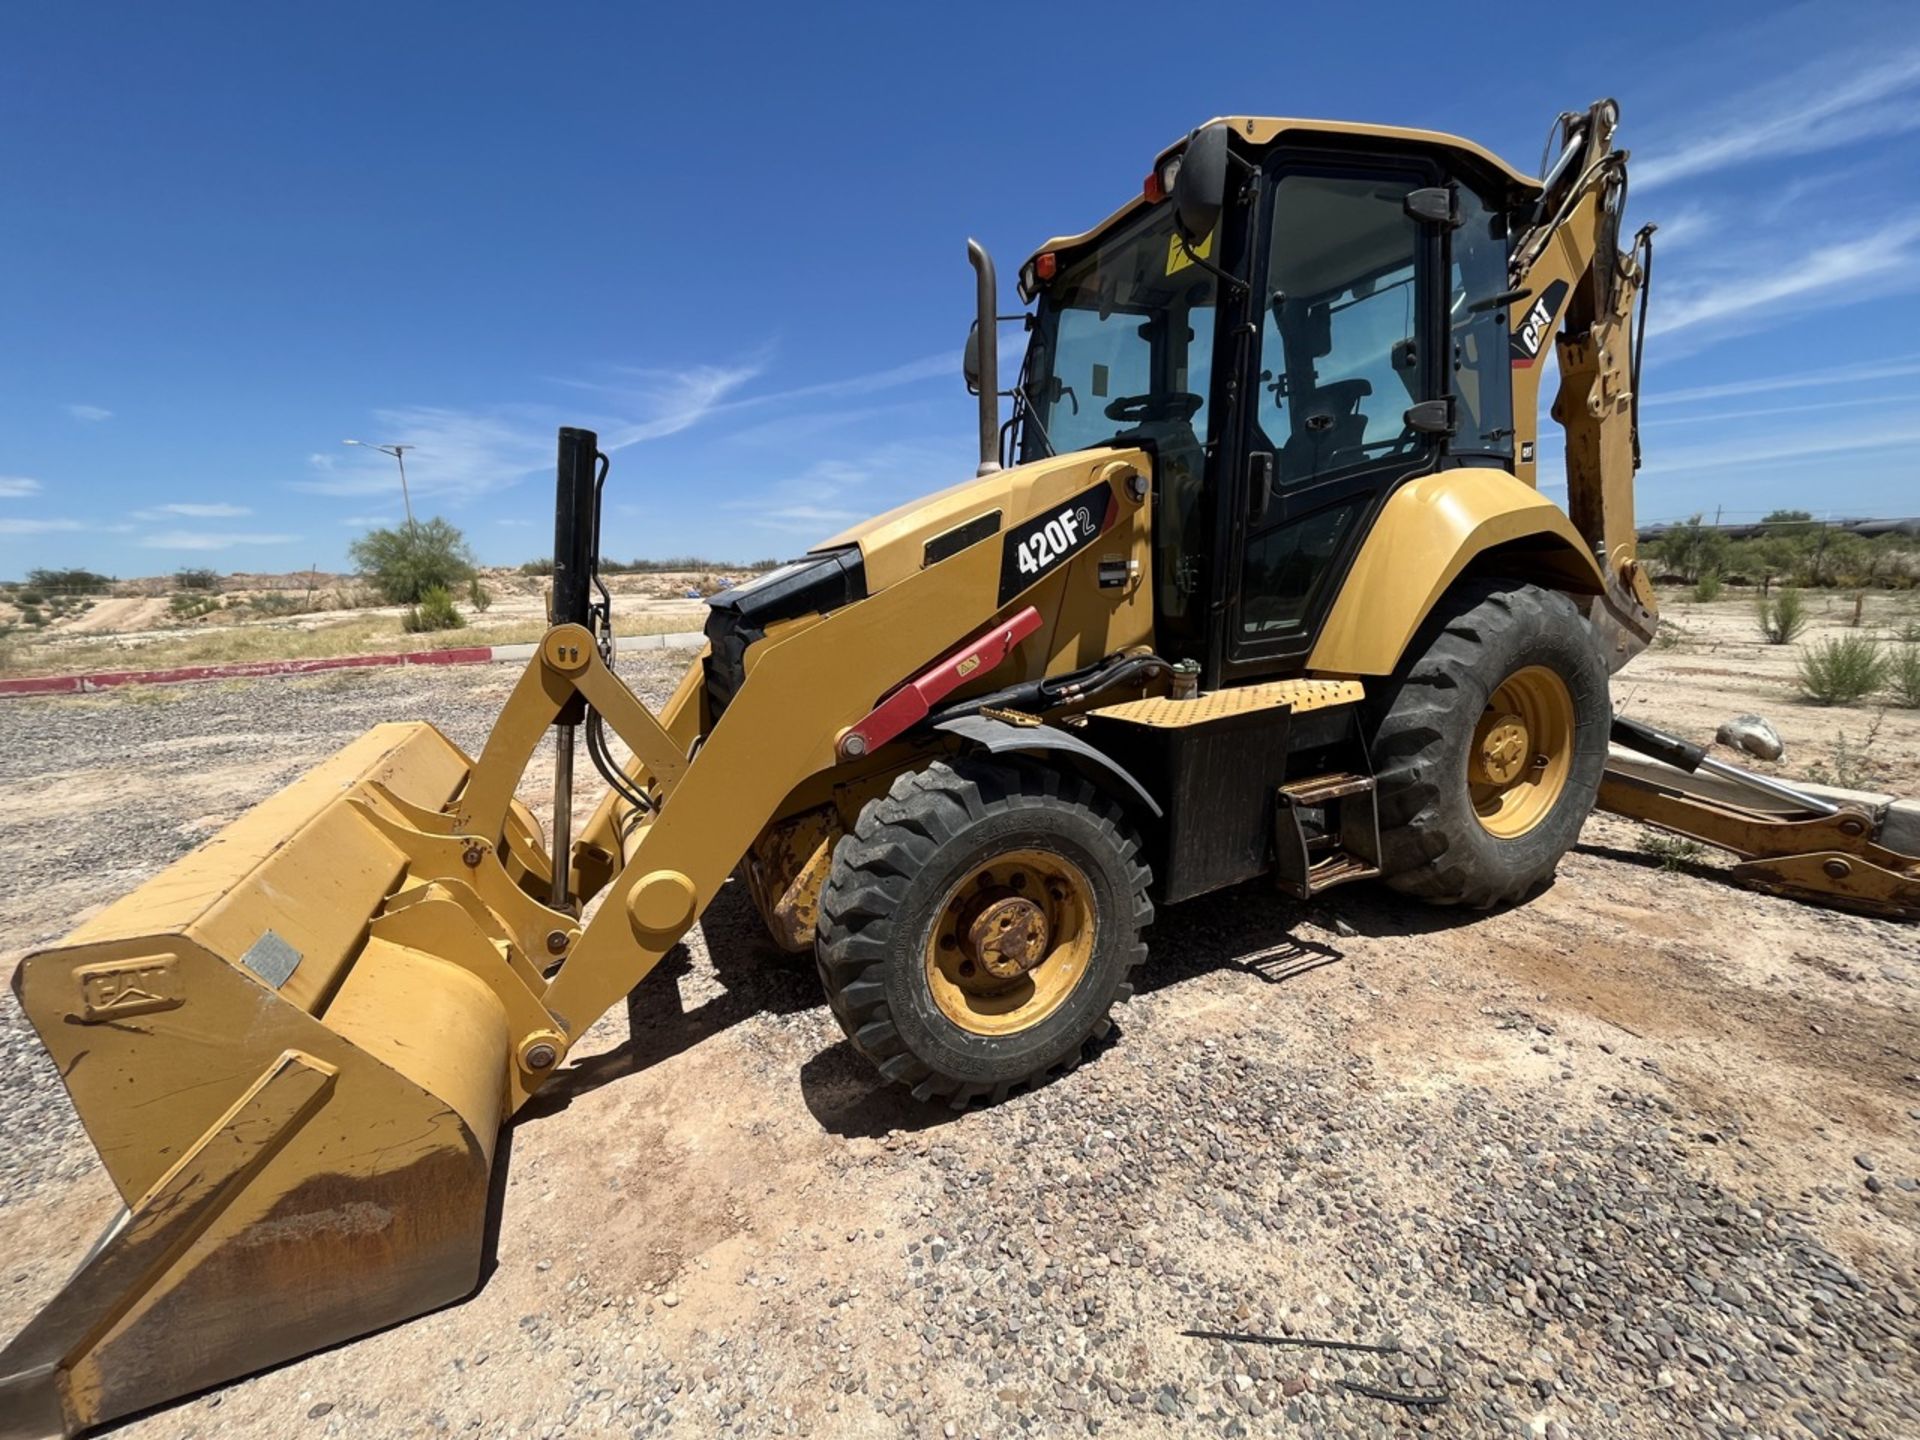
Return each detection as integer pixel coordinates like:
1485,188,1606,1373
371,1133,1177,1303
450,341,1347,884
1103,392,1203,425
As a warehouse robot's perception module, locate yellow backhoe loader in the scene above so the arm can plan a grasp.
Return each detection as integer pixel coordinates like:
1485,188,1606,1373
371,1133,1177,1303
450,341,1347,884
4,98,1915,1438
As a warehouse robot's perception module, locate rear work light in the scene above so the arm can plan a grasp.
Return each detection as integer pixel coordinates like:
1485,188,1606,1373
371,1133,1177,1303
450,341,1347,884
1149,150,1182,202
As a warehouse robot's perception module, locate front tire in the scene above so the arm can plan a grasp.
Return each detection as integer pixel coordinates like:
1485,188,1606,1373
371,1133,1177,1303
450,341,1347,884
1370,581,1609,908
814,759,1152,1107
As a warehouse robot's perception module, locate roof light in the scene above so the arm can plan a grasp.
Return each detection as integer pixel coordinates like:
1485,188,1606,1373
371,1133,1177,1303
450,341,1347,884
1034,252,1057,281
1143,172,1164,202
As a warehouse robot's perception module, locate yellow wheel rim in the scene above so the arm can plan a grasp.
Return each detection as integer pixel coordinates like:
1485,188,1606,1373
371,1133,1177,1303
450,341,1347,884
923,849,1095,1036
1469,665,1574,839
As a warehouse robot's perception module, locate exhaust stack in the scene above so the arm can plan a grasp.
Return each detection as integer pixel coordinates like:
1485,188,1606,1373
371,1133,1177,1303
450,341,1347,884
966,239,1001,476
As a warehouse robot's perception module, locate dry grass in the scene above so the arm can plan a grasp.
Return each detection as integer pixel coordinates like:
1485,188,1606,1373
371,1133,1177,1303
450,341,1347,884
0,612,694,678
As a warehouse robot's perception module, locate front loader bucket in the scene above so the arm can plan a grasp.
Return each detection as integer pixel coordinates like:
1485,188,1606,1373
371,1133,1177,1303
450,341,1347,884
0,723,521,1439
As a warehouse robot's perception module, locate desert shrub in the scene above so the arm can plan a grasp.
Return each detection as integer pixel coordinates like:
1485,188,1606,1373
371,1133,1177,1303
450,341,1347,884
1755,586,1807,645
26,567,109,594
402,586,465,633
518,557,552,577
18,605,45,627
1890,646,1920,708
349,518,475,604
1691,570,1724,603
174,567,220,591
168,593,221,620
14,589,45,606
1797,635,1889,705
1655,515,1728,583
1637,832,1707,872
467,576,493,613
247,591,302,617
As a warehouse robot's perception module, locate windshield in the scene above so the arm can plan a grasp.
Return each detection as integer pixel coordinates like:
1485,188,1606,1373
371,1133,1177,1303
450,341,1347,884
1018,205,1219,462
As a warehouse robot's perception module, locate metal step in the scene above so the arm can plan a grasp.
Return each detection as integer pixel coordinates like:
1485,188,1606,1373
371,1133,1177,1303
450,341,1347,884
1274,770,1382,899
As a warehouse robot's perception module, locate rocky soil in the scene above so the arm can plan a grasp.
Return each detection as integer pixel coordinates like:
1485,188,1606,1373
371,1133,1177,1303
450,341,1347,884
0,646,1914,1439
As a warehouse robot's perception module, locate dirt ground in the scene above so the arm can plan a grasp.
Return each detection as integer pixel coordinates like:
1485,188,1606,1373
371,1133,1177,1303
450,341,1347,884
0,568,720,675
0,605,1915,1439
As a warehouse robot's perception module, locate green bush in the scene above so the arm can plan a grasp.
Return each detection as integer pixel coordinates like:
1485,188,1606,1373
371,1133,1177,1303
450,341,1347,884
1797,635,1889,705
26,567,109,595
1891,646,1920,709
247,591,302,617
1756,586,1807,645
467,576,493,613
517,557,552,577
14,589,45,606
402,586,465,634
1655,515,1728,583
1691,570,1724,603
174,567,220,591
349,518,476,605
18,605,44,627
168,593,221,620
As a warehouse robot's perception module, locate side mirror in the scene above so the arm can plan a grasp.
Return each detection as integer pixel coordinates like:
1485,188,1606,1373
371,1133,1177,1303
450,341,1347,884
1172,123,1230,245
963,320,982,396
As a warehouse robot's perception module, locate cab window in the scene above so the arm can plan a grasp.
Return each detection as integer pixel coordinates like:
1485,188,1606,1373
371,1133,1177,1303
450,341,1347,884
1449,187,1514,458
1254,174,1424,488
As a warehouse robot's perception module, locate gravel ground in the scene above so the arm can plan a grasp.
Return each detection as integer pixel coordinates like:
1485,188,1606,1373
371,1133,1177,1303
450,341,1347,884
0,653,1915,1440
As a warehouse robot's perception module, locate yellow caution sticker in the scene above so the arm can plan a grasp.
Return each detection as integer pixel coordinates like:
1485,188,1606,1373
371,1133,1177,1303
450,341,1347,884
1166,228,1214,276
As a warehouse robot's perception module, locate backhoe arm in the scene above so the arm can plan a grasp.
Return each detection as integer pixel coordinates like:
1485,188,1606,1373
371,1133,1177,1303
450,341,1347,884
1509,99,1659,667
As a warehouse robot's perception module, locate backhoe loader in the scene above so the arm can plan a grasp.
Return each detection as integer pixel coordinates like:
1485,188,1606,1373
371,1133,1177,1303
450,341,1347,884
4,98,1916,1438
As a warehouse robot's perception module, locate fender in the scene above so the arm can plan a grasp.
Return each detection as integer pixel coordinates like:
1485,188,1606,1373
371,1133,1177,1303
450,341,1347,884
1307,468,1606,677
933,714,1164,818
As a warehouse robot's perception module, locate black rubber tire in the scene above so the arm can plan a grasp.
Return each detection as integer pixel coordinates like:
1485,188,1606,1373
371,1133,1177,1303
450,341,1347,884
814,759,1152,1108
1369,581,1609,908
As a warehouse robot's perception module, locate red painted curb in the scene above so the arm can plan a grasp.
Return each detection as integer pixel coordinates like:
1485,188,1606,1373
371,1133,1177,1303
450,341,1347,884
0,644,499,698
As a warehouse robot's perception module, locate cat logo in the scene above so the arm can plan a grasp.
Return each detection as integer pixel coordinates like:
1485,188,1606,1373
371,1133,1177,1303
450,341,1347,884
75,957,184,1022
956,653,982,679
1509,279,1570,366
1518,296,1554,356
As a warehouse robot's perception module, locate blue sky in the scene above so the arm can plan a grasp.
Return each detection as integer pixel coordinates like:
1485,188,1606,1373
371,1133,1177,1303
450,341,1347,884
3,1,1917,577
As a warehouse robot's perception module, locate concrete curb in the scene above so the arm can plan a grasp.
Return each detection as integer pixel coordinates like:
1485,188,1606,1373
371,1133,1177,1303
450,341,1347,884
0,629,707,698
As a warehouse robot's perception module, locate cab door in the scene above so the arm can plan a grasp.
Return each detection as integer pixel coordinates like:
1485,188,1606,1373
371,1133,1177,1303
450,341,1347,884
1222,154,1444,677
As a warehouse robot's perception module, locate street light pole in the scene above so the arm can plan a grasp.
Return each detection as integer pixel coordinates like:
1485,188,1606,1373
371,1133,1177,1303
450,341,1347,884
342,440,418,535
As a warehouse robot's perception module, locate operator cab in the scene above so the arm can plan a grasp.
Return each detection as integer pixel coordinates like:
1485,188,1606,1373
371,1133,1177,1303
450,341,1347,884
1010,118,1538,681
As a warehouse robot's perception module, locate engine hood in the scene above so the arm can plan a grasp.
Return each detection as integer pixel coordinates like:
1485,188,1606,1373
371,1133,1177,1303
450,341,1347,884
815,445,1150,595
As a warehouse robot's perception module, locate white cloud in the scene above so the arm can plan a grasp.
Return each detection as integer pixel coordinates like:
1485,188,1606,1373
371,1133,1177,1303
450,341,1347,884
1641,419,1920,479
1649,213,1920,340
601,361,768,449
131,502,254,520
0,517,81,534
64,403,113,422
1642,390,1920,429
300,349,951,505
340,513,399,527
1645,354,1920,406
1637,48,1920,190
745,503,867,534
293,407,553,498
0,477,42,498
138,529,297,551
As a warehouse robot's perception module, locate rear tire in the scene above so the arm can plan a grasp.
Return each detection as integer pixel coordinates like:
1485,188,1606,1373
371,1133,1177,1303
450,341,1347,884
814,759,1151,1108
1370,581,1608,908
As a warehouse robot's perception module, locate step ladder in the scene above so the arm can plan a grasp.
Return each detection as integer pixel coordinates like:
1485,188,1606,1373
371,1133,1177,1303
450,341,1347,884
1274,770,1381,899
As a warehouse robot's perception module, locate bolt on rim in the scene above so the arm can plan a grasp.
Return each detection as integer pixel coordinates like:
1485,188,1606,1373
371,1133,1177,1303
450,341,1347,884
1470,664,1575,839
923,848,1095,1036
